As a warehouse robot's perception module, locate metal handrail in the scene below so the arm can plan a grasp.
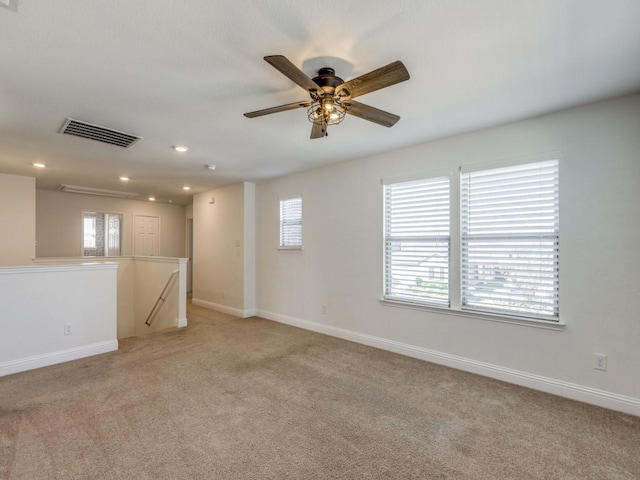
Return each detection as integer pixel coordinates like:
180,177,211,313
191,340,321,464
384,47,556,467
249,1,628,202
145,269,179,327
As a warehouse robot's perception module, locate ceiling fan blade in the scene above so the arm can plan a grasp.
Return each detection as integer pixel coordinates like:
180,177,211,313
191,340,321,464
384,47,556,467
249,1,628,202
264,55,321,92
244,100,311,118
337,61,410,99
345,100,400,127
310,121,327,139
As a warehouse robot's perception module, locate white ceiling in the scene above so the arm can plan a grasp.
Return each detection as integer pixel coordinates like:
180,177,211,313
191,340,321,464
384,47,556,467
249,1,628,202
1,0,639,205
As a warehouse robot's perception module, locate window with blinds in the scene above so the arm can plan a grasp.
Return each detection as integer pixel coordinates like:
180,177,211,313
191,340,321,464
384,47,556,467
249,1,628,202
384,176,450,306
460,160,559,320
280,196,302,248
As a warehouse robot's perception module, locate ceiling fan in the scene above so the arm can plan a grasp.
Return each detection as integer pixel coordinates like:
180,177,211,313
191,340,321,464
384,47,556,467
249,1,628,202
244,55,410,139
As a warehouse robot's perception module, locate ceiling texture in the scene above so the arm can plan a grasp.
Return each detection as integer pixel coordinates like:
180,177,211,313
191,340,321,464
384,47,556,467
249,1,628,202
1,0,639,205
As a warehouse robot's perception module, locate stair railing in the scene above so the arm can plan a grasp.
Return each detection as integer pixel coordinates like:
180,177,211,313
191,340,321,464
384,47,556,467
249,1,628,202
145,269,179,327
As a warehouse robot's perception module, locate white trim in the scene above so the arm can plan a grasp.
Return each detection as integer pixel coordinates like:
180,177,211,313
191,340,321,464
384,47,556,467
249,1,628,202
278,194,303,202
192,298,255,318
33,256,187,265
33,256,134,263
382,168,453,186
0,262,118,275
133,256,188,264
460,150,563,174
176,316,188,328
0,340,118,377
380,298,565,330
256,310,639,417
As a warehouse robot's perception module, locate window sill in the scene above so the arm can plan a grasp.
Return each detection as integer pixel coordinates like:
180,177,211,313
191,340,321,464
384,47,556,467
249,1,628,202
379,298,565,331
278,246,302,252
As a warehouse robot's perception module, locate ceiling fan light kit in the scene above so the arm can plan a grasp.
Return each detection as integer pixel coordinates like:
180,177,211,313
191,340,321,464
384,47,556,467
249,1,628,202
244,56,410,139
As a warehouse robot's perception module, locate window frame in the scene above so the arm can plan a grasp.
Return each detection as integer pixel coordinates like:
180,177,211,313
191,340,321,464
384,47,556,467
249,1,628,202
278,196,303,250
83,213,97,249
380,153,563,329
81,210,123,257
383,174,451,307
460,159,559,321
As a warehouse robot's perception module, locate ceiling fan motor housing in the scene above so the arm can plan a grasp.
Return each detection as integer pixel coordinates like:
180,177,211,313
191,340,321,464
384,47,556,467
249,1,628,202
312,67,345,90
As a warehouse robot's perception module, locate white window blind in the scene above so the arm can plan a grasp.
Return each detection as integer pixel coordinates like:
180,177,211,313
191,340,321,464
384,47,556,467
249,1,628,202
280,196,302,248
384,176,450,306
460,160,559,320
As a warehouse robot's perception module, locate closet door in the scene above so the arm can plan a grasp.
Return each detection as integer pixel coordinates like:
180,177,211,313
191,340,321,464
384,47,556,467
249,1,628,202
134,215,160,256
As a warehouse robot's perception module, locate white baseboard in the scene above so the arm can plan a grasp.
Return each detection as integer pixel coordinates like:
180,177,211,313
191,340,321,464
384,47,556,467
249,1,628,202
0,340,119,377
192,298,255,318
257,310,640,417
176,316,188,328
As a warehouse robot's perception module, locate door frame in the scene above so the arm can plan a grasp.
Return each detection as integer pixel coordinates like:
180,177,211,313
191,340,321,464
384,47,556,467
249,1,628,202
185,217,193,293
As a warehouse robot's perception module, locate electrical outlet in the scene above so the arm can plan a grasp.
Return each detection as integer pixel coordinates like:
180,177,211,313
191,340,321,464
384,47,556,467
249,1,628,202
64,323,72,335
321,304,328,315
594,353,607,371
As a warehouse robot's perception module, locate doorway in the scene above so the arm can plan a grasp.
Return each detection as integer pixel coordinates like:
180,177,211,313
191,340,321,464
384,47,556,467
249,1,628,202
186,218,193,293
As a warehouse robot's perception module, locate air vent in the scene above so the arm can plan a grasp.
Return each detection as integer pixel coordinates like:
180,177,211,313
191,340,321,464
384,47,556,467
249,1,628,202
59,118,141,148
59,184,139,199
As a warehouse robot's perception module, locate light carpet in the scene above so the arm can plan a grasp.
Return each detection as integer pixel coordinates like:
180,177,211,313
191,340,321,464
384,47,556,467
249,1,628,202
1,304,639,479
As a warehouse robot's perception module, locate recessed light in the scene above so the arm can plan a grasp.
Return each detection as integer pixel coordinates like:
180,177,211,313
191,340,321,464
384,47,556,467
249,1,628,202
172,145,189,153
206,165,216,170
32,162,46,168
119,176,130,181
183,186,191,191
148,196,156,201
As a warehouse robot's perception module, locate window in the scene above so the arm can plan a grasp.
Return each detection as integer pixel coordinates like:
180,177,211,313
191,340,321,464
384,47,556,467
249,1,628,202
384,176,450,306
383,157,560,323
279,196,302,248
461,160,559,319
82,211,123,256
83,213,97,248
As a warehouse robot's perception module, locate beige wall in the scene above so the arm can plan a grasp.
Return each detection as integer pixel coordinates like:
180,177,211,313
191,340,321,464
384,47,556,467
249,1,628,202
0,263,118,376
192,182,254,315
36,190,186,258
255,94,640,407
0,173,35,266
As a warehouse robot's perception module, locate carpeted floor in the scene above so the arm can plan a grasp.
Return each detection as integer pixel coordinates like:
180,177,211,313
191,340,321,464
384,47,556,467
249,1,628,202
1,304,639,479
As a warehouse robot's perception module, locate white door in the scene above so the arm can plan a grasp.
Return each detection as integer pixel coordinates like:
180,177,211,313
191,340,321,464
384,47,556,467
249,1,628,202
105,214,122,256
134,215,160,256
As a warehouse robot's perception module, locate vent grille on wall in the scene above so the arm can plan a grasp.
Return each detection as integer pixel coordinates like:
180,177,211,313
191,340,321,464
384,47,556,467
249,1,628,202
59,118,141,148
59,184,139,199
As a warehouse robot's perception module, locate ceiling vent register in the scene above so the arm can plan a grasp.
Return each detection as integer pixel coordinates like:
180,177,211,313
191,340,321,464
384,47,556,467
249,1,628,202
59,118,141,148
